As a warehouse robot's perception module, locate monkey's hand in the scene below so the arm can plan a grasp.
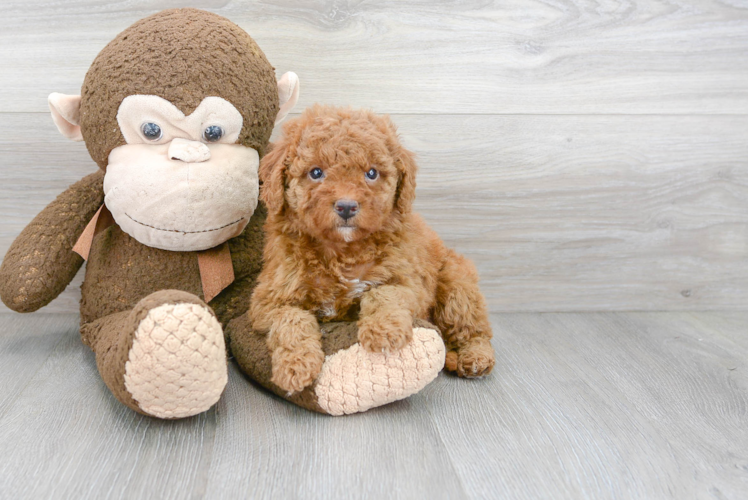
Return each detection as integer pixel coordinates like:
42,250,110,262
0,170,104,312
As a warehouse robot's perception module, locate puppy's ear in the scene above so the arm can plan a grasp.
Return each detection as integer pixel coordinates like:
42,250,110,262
259,141,289,214
394,147,418,215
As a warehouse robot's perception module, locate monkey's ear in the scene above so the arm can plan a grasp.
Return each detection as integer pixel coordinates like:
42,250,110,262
48,93,84,141
275,72,300,125
259,141,290,214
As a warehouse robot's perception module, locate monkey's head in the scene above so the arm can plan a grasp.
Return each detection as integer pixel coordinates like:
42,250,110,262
47,9,299,251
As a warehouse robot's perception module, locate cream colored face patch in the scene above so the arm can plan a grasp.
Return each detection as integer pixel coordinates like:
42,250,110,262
105,143,259,251
117,95,243,145
104,95,260,252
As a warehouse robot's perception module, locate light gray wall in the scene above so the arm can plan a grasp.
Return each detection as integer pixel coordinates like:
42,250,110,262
1,1,747,312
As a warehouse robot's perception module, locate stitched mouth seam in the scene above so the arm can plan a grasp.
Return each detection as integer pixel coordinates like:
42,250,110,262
125,213,244,234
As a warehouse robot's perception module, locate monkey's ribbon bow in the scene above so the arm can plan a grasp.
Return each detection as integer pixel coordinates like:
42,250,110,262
73,204,234,302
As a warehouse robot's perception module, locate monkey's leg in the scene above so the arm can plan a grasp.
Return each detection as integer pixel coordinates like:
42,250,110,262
433,249,495,378
227,316,445,416
81,290,228,418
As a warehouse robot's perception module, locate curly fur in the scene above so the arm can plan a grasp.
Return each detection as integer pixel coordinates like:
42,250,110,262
249,105,495,393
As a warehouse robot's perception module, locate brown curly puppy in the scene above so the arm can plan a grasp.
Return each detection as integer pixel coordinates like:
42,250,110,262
249,105,495,393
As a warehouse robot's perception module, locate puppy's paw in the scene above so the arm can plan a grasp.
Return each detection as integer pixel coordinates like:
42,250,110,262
271,344,325,394
358,309,413,354
445,337,495,378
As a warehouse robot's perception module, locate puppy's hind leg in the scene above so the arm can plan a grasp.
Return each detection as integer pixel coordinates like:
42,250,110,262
432,249,495,378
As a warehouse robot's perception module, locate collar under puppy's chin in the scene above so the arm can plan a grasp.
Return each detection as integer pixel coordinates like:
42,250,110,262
337,226,357,243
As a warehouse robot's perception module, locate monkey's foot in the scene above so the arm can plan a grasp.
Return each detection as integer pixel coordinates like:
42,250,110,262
124,294,228,419
314,327,445,416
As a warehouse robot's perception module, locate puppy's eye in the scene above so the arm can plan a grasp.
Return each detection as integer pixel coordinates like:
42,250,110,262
365,168,379,180
203,125,223,142
141,122,162,141
309,167,325,181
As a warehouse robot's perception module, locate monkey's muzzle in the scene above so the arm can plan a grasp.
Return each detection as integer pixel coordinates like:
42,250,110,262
103,142,260,252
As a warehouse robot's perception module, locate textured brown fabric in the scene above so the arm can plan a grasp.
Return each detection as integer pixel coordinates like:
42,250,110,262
79,204,267,327
227,316,440,414
0,171,104,312
80,8,279,170
75,207,237,303
197,242,235,303
80,309,142,414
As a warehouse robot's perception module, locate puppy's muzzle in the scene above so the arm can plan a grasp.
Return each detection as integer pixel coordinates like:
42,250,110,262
334,199,359,221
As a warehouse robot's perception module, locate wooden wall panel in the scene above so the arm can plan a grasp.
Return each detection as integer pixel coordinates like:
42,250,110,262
1,1,746,312
2,113,746,312
0,0,746,114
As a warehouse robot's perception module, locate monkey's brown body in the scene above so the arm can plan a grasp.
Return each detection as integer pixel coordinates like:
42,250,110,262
0,9,446,418
80,193,266,329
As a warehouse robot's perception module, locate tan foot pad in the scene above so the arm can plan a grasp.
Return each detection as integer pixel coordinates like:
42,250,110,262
315,327,446,416
124,302,228,419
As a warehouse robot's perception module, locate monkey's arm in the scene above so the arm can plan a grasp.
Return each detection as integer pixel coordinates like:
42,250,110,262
0,170,104,312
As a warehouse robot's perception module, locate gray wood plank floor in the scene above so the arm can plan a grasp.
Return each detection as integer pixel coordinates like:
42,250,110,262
0,312,745,500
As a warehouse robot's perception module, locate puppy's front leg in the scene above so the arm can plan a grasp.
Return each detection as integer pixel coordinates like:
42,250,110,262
358,285,417,353
263,305,325,394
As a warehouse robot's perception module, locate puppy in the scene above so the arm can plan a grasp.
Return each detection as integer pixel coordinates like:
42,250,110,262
249,105,495,394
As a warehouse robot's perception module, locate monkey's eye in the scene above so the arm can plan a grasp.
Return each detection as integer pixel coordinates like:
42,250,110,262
141,122,162,141
309,167,325,181
365,167,379,180
203,125,224,142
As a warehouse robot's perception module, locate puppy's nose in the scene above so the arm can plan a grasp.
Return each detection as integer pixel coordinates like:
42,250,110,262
334,199,359,220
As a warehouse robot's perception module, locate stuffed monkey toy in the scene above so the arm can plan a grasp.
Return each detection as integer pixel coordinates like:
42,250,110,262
0,9,444,418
